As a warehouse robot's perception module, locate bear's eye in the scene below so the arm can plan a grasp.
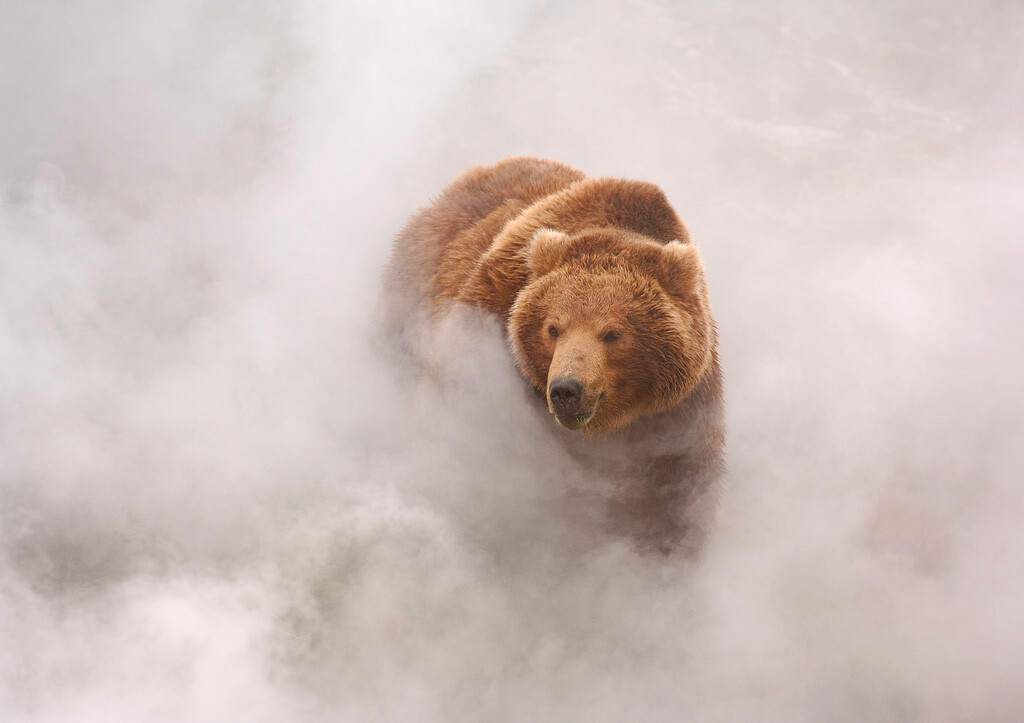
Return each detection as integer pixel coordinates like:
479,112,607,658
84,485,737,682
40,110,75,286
547,325,560,339
602,330,621,343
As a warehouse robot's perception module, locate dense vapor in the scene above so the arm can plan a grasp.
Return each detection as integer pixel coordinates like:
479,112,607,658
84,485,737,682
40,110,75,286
2,1,1023,720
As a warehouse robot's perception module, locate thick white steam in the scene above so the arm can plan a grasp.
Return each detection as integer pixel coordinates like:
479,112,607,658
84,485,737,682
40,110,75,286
2,1,1023,720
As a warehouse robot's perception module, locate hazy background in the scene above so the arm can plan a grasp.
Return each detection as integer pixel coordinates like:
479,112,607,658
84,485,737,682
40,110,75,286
2,1,1023,720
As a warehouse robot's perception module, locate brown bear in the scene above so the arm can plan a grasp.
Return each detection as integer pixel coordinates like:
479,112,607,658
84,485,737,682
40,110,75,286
382,156,725,554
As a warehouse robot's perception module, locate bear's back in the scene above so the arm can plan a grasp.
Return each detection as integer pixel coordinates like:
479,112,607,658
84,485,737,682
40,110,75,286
384,156,584,317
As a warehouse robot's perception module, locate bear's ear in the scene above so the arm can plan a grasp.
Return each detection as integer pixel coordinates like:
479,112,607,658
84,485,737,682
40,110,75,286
527,228,572,277
656,240,706,300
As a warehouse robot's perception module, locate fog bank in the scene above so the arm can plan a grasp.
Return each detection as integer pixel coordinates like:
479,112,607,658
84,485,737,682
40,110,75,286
2,1,1023,720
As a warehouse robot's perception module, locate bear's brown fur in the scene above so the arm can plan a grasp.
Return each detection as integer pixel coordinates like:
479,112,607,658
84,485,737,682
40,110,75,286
383,156,725,553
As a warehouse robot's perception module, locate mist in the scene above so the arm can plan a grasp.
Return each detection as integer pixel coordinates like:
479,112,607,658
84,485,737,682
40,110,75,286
2,1,1023,720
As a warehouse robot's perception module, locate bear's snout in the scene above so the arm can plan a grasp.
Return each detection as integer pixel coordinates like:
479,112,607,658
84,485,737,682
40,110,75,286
549,376,600,429
549,377,583,412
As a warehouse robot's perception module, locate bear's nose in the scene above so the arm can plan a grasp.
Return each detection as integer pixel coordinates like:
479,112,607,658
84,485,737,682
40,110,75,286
549,377,584,413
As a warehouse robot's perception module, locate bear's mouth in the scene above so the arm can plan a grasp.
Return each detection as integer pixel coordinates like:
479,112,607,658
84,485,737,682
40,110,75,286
553,393,604,431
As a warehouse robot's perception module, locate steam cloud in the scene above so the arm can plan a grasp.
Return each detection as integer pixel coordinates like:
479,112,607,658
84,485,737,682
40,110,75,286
2,1,1023,720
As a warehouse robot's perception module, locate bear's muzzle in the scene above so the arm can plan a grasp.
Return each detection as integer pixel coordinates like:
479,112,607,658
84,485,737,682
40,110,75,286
549,376,603,430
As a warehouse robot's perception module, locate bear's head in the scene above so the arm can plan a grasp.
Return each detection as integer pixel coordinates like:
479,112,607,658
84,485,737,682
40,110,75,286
508,228,714,434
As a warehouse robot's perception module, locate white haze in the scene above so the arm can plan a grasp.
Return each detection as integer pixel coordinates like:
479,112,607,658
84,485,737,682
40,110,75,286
2,1,1023,720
